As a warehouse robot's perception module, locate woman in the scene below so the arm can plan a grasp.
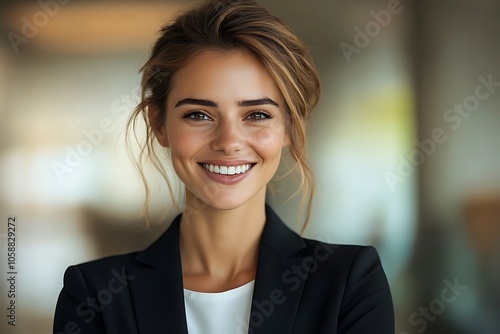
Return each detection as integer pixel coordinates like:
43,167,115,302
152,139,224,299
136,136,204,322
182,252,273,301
54,0,394,333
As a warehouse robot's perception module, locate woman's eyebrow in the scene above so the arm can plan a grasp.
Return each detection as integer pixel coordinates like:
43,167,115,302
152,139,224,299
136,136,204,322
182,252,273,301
238,97,279,108
175,98,218,108
174,97,280,108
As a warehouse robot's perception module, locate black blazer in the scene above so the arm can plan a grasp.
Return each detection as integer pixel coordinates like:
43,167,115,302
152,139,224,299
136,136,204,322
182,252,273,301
54,206,394,334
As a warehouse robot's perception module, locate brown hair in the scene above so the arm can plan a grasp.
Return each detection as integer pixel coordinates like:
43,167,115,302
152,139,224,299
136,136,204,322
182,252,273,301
126,0,321,232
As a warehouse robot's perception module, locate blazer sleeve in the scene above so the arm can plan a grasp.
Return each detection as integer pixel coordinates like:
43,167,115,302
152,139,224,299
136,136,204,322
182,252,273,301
53,265,106,334
338,246,395,334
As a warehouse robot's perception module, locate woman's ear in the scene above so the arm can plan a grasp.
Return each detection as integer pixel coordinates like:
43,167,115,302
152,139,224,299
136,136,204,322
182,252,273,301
147,105,169,147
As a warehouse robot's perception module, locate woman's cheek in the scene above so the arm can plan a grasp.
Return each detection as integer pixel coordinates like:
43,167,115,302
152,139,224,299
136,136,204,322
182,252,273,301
254,126,285,148
169,128,201,155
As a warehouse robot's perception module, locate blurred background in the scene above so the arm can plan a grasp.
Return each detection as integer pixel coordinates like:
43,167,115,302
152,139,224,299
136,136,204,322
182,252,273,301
0,0,499,333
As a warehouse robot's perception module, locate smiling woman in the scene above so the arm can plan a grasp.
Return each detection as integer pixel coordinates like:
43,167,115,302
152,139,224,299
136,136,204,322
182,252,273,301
53,0,394,333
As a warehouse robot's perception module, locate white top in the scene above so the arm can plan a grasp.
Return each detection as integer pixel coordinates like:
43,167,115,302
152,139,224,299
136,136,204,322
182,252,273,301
183,280,255,334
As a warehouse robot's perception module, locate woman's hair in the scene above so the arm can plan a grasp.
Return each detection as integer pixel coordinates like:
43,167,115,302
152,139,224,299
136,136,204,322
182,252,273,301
126,0,321,231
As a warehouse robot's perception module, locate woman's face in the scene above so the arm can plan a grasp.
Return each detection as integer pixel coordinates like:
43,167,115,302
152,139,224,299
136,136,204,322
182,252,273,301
158,49,288,210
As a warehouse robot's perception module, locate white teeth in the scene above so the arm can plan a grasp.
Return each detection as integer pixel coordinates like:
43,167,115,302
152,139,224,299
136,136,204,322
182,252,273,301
202,163,253,175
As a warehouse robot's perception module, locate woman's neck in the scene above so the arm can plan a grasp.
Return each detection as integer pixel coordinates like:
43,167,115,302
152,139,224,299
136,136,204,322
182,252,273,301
179,189,266,292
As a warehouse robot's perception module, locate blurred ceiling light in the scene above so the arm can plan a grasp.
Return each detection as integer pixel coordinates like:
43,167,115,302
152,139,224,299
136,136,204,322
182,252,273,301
4,1,191,53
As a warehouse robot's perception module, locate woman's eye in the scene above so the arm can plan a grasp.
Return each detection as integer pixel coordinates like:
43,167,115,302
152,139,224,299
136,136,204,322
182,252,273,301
246,111,272,122
183,111,211,121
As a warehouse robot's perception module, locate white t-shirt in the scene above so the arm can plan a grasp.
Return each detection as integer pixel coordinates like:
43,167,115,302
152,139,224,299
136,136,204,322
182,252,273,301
183,280,255,334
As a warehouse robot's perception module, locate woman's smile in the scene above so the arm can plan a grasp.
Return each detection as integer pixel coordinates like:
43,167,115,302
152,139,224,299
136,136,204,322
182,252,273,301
198,161,257,185
199,162,255,175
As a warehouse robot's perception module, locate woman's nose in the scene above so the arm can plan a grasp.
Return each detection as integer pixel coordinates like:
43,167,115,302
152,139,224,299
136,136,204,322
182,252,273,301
210,120,244,155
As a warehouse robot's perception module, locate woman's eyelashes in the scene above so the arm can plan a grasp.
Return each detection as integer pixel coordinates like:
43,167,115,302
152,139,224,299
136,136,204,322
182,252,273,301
244,111,273,122
181,110,274,123
181,110,212,121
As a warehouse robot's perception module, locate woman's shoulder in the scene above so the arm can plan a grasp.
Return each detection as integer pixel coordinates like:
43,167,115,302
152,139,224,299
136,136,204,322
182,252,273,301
71,251,139,271
61,252,141,291
294,238,394,332
301,237,381,260
264,205,385,276
299,237,386,279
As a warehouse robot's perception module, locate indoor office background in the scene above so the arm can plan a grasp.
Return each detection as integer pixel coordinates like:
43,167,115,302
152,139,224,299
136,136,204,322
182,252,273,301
0,0,499,333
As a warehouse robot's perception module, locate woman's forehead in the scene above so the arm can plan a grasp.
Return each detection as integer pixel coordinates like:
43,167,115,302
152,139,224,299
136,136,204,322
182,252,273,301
168,49,282,106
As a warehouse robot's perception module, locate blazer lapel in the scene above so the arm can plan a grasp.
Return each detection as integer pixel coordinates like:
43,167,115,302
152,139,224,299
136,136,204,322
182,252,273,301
127,206,310,334
128,215,189,334
249,206,312,334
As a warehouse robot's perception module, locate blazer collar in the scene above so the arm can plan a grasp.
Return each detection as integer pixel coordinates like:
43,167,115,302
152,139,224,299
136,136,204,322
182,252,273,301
134,205,307,267
128,205,311,334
